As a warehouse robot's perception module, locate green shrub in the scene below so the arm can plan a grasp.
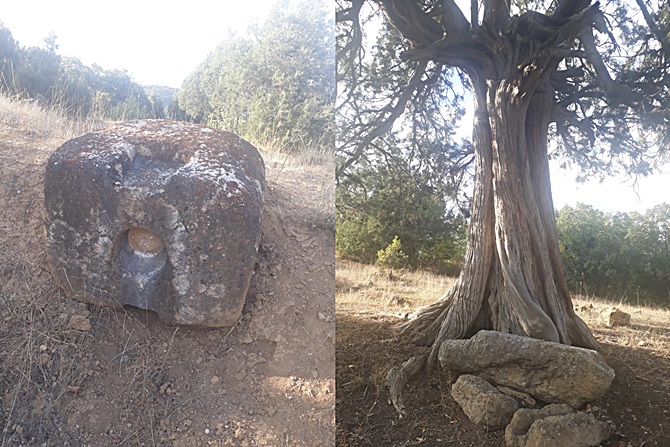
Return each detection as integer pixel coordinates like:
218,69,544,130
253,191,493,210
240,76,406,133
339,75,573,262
376,236,409,271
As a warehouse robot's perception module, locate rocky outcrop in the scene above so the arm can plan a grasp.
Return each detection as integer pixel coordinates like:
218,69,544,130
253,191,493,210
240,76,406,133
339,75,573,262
438,331,614,408
505,404,611,447
45,120,265,327
451,374,519,429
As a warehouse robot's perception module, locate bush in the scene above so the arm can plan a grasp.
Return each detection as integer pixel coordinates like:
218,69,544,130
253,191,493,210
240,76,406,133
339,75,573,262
376,236,409,271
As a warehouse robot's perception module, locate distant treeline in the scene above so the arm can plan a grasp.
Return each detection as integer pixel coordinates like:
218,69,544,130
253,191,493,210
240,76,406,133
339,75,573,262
0,23,178,120
557,203,670,305
337,197,670,305
1,0,334,150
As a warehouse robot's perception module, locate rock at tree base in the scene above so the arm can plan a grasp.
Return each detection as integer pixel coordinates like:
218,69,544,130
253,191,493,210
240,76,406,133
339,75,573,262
44,120,265,327
505,404,611,447
601,307,631,327
451,374,519,429
438,331,614,408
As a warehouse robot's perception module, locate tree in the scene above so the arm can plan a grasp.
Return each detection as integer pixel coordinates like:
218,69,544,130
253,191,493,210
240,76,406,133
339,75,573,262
556,203,670,304
17,41,61,102
0,22,160,120
556,204,634,298
337,0,670,412
0,22,20,92
336,154,467,274
178,0,335,150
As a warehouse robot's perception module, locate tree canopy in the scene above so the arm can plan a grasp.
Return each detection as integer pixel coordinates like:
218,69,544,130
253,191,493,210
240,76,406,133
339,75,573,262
557,203,670,304
336,154,467,274
177,0,335,150
337,0,670,182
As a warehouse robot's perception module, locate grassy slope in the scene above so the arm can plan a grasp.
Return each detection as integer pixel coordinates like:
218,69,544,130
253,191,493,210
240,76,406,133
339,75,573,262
336,259,670,446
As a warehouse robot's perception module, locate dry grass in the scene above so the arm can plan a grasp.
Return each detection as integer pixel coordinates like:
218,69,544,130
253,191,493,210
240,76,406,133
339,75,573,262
0,243,178,445
0,246,87,445
336,258,456,316
336,259,670,446
572,295,670,392
257,141,335,169
573,295,670,333
0,92,105,139
257,140,335,231
337,258,670,340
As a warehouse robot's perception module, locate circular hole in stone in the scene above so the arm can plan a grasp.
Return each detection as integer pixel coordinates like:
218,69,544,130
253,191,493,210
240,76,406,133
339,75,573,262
127,227,164,255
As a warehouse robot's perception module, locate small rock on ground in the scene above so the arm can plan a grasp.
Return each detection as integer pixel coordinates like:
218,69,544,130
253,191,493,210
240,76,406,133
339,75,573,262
601,307,631,327
67,314,91,331
505,404,611,447
451,374,519,430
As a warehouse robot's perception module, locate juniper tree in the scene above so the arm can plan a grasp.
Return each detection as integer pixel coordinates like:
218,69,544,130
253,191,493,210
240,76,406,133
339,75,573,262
337,0,670,412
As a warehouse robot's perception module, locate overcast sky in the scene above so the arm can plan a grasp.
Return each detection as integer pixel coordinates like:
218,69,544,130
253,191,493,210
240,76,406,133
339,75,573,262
1,0,278,88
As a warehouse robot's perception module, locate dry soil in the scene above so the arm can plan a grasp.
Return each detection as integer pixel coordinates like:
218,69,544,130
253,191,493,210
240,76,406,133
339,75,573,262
336,260,670,447
0,121,335,447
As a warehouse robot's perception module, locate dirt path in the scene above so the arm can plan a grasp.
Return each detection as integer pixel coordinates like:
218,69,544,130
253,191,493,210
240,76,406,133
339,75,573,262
0,122,335,447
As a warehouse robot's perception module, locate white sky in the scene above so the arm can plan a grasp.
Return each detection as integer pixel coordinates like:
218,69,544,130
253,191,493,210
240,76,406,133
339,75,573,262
548,161,670,214
1,1,278,88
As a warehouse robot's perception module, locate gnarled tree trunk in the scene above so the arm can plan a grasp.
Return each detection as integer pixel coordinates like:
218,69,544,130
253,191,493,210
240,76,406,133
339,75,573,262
337,0,658,415
387,59,598,415
401,74,598,364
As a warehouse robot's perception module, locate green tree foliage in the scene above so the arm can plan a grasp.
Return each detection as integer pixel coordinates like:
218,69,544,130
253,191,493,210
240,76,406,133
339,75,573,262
143,85,179,119
335,18,471,276
177,0,335,150
336,154,467,275
0,23,159,120
376,236,409,271
557,203,670,304
0,22,20,91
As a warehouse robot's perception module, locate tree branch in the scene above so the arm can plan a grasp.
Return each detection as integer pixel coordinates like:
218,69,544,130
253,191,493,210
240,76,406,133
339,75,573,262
400,39,489,71
336,60,430,178
471,0,479,32
440,0,471,36
377,0,443,45
482,0,510,32
580,25,644,108
634,0,670,57
553,0,592,20
336,0,365,83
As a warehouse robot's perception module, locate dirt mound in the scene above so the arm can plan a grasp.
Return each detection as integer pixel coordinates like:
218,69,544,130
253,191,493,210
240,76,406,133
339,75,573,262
0,122,335,446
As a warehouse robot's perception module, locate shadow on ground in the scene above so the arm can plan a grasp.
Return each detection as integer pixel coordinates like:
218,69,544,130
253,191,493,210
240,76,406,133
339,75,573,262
336,311,670,447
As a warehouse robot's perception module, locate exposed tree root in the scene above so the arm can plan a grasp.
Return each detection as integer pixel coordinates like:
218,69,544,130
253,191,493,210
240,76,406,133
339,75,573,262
384,355,427,415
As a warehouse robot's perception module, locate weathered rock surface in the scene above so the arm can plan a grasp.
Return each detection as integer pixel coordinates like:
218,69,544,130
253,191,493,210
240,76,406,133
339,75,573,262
505,404,573,442
451,374,519,429
601,307,631,327
45,120,265,327
438,331,614,408
505,404,611,447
